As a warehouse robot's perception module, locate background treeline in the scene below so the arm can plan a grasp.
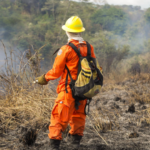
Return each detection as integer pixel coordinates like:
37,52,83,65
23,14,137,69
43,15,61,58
0,0,150,75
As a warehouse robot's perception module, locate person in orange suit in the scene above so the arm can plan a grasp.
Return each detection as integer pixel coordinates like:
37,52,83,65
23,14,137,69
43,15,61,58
36,16,96,150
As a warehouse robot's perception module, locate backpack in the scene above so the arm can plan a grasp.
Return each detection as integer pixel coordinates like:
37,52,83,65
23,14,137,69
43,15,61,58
65,41,103,113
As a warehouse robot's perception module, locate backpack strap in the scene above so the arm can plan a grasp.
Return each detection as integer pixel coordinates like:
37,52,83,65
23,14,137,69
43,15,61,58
68,42,81,57
52,41,91,57
65,66,69,93
86,41,91,58
84,98,92,115
65,65,74,93
65,42,80,94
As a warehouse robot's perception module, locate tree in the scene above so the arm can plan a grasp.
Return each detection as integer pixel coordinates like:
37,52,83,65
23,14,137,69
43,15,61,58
91,5,129,35
41,0,60,20
17,0,47,15
90,31,130,73
144,39,150,52
145,8,150,23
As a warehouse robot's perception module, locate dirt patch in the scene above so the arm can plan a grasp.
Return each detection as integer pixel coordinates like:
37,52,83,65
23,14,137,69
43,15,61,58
19,127,37,146
127,104,135,113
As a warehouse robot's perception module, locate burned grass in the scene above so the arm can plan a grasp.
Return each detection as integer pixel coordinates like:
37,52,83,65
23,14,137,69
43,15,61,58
1,43,150,149
0,43,55,148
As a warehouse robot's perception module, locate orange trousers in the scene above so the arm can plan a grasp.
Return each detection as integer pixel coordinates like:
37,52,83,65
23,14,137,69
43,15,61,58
48,90,87,140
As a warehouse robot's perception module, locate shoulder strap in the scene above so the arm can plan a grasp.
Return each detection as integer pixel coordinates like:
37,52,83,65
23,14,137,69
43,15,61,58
53,42,91,57
65,65,74,93
68,42,81,57
69,41,91,58
65,65,73,81
86,41,91,57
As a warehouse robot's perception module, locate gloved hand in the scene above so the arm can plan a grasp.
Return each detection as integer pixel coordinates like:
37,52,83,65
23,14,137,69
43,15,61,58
35,74,48,85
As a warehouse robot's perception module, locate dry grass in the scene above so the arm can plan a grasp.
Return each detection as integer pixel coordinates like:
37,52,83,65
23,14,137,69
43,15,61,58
1,40,150,149
121,74,150,127
87,105,120,146
126,74,150,104
94,71,150,140
0,42,56,134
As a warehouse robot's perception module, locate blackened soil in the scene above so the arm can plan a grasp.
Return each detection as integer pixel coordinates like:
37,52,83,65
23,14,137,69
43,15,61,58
1,78,150,150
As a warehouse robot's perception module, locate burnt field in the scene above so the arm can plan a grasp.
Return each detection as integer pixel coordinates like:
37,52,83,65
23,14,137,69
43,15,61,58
1,1,150,149
1,75,150,150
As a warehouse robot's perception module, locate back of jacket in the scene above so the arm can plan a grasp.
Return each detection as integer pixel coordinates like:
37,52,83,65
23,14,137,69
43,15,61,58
45,39,96,93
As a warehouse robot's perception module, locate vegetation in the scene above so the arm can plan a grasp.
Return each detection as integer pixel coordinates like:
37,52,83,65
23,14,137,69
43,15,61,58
145,8,150,22
91,5,129,34
0,42,56,133
1,1,150,149
0,0,150,74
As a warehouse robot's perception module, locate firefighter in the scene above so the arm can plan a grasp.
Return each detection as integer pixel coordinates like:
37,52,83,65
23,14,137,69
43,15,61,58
36,16,96,150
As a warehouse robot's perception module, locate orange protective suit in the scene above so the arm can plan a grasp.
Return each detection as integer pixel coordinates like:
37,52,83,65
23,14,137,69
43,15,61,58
45,39,96,140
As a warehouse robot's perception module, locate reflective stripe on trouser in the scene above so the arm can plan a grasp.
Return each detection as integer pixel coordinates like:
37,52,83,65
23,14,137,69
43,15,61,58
48,91,87,140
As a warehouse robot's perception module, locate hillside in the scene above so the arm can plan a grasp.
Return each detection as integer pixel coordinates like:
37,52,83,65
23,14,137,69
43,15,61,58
0,0,150,73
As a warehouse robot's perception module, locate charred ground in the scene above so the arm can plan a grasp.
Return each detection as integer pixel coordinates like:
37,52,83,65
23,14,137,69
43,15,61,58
1,75,150,150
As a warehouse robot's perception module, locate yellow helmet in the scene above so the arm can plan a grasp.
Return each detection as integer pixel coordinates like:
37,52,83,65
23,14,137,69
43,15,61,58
62,16,85,33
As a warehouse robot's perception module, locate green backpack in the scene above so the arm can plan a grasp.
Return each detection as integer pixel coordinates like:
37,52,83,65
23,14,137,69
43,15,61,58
65,41,103,113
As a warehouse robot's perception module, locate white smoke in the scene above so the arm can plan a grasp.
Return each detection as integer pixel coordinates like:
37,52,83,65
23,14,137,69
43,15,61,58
71,0,107,5
0,28,6,68
0,43,5,68
89,0,107,5
102,0,150,9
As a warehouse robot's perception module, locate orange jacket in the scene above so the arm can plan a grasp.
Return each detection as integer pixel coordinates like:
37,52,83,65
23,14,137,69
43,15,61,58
45,39,96,93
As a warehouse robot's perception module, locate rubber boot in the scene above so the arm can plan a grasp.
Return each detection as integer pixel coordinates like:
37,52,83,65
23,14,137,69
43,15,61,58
66,134,82,150
49,139,61,150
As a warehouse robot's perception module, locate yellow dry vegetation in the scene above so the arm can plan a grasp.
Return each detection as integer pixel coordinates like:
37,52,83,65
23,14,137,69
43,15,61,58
0,43,56,132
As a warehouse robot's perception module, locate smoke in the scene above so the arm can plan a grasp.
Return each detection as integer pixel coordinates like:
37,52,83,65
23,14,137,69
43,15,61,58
106,0,150,9
0,44,5,68
113,5,150,54
89,0,107,5
0,28,21,72
0,28,6,68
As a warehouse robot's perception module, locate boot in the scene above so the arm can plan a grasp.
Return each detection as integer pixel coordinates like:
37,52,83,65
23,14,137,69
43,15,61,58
49,139,61,150
66,134,82,150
